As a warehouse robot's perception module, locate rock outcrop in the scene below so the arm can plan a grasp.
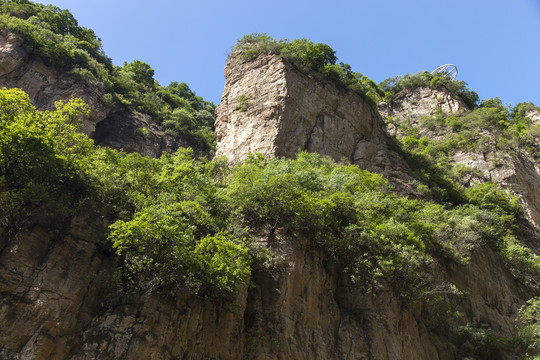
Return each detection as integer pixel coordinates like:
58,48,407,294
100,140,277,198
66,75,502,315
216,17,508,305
215,55,412,188
0,31,110,136
1,44,539,359
0,31,197,158
378,85,540,229
93,109,201,158
379,86,469,136
451,149,540,228
527,109,540,126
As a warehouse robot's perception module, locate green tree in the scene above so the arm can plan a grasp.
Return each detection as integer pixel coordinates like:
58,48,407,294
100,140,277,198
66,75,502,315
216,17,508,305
0,87,92,188
109,201,252,296
0,87,93,231
122,60,155,88
281,38,337,71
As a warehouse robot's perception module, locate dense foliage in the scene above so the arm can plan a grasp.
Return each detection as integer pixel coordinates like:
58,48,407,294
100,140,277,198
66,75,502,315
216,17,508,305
1,5,539,356
380,71,480,109
230,33,384,106
2,88,537,301
517,297,540,358
224,152,532,295
0,88,92,231
0,88,246,296
0,0,216,153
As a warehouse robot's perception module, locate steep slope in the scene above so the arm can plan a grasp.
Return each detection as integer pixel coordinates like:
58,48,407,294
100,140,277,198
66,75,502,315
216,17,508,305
0,26,213,158
2,52,539,360
1,198,534,360
1,16,539,359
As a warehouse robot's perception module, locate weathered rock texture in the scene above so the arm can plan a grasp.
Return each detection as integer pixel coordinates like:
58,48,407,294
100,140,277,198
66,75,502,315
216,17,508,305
527,109,540,126
215,55,411,186
379,85,540,229
1,49,539,359
452,150,540,228
0,203,533,360
378,86,469,135
0,31,110,136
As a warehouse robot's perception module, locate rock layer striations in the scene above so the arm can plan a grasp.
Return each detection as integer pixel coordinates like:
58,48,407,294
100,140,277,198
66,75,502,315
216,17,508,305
215,55,411,185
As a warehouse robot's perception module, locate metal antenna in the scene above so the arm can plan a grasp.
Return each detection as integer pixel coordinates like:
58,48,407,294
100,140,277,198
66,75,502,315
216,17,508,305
431,64,458,80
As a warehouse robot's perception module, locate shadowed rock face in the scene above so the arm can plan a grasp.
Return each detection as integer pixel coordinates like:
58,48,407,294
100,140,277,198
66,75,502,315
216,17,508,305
0,200,532,360
93,109,201,158
0,31,204,159
215,54,413,191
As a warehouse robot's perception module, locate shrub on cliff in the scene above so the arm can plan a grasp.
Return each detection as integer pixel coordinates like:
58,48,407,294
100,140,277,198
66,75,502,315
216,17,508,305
380,71,479,109
224,151,531,295
109,202,251,296
0,0,109,67
230,33,383,106
0,87,92,230
394,99,540,176
2,87,536,299
516,297,540,358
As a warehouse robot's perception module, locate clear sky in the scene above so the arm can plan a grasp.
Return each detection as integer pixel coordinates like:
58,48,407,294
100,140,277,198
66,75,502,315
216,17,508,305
41,0,540,107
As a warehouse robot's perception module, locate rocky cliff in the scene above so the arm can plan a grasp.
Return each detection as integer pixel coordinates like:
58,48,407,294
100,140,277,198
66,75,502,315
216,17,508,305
1,199,533,359
379,86,469,131
380,87,540,229
215,55,412,190
1,49,539,359
0,31,109,136
93,108,202,158
0,30,193,158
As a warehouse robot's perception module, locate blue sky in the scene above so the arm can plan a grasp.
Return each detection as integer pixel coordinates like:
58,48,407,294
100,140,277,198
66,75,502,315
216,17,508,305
42,0,540,107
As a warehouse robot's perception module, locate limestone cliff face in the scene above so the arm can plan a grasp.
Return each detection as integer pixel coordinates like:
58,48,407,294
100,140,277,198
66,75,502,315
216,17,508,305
451,150,540,228
1,48,539,359
527,109,540,126
215,55,411,187
0,203,532,360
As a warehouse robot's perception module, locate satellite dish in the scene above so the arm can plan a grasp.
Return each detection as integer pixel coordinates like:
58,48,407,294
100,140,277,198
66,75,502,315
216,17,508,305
431,64,458,80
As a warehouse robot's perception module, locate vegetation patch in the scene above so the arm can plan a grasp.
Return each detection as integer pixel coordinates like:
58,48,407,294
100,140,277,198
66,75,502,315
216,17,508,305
516,297,540,359
230,33,384,107
234,94,249,112
380,70,479,109
393,99,540,183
